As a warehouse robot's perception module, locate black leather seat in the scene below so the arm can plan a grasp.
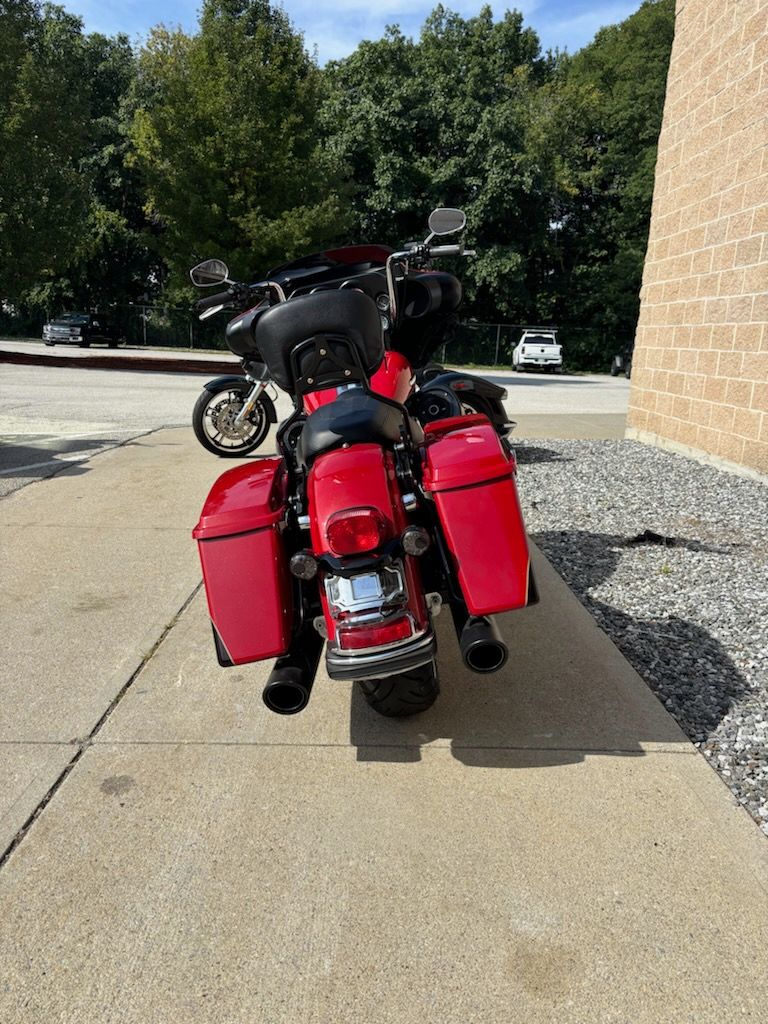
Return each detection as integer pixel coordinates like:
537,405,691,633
297,389,421,467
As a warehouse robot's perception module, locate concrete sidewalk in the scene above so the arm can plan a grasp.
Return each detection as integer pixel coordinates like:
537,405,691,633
1,428,766,1022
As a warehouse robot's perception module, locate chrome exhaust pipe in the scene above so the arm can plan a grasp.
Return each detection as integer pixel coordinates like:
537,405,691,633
459,615,508,674
262,624,323,715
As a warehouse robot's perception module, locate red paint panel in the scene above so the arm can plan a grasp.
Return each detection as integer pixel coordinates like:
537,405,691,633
194,460,292,664
422,419,512,492
422,421,530,615
370,350,413,404
193,458,287,538
307,444,396,555
302,351,413,412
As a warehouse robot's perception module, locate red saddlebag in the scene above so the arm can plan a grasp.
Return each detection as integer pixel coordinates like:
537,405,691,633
422,416,532,616
193,459,292,665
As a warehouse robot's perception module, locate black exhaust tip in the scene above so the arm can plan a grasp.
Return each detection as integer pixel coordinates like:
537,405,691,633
460,616,508,674
263,666,312,715
262,624,323,715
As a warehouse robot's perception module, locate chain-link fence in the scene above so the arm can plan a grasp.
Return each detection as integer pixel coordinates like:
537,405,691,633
1,306,629,371
0,303,231,350
443,322,628,373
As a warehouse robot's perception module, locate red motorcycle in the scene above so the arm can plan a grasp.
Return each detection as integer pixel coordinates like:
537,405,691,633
192,210,536,717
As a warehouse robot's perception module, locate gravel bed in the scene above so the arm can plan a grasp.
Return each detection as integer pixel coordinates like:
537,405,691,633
515,438,768,835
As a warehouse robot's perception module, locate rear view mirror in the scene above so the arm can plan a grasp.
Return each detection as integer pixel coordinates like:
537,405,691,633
190,259,230,287
428,208,466,236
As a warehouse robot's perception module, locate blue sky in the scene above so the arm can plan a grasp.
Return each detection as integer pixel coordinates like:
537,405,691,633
63,1,642,63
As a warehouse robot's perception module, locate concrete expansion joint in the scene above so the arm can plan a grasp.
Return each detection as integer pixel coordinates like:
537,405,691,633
0,582,202,872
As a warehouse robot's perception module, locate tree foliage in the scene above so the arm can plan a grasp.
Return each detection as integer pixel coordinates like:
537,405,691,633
131,0,349,295
0,1,91,301
0,0,675,365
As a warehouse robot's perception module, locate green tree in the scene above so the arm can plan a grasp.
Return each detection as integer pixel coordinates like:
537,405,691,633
131,0,349,296
0,1,91,303
322,5,553,321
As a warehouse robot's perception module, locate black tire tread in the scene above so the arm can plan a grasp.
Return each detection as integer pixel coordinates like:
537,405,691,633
192,381,270,457
357,662,439,717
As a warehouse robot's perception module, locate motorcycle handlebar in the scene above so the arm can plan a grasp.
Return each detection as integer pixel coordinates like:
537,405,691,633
428,244,463,257
195,288,234,312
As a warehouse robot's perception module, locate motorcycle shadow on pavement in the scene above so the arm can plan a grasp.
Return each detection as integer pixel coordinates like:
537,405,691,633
0,438,105,481
350,533,744,767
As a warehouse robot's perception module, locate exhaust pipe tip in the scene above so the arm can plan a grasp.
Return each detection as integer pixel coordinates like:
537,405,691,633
460,616,508,674
261,624,324,716
262,665,313,715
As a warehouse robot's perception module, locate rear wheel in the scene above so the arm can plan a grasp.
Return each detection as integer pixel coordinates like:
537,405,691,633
78,341,91,348
357,662,439,717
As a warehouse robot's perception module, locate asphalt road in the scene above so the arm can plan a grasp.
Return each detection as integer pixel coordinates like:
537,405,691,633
0,361,628,497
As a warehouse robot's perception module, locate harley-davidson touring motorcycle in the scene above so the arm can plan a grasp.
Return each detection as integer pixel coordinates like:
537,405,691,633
192,209,536,717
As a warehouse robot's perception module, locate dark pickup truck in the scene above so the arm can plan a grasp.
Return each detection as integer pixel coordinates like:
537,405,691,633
42,312,122,348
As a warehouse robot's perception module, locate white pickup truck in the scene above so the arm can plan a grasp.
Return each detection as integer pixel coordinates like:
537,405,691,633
512,328,563,372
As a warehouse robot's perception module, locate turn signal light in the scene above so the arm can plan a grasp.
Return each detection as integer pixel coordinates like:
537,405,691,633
337,615,413,651
326,507,388,556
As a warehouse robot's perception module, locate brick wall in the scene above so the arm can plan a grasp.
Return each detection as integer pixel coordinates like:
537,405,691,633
628,0,768,477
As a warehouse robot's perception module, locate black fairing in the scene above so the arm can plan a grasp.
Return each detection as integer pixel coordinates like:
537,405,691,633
255,290,384,394
267,245,393,296
225,304,267,358
421,371,510,436
391,272,462,367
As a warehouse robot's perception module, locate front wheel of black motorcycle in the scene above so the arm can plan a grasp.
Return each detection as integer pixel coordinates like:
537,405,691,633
192,381,271,457
356,662,439,717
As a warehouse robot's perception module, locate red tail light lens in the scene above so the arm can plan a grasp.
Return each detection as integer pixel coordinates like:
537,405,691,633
326,507,388,556
337,615,413,651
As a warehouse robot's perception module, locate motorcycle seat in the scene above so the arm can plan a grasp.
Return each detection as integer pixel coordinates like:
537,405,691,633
297,389,422,468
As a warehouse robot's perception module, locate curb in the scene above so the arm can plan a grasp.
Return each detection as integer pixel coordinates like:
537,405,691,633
0,349,239,375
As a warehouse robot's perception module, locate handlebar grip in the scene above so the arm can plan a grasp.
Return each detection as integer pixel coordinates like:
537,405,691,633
428,244,463,257
195,289,233,312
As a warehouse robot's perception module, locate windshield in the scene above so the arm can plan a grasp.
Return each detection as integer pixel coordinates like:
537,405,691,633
55,312,90,325
524,334,557,345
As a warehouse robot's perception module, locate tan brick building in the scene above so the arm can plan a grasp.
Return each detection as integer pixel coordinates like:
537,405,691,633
628,0,768,478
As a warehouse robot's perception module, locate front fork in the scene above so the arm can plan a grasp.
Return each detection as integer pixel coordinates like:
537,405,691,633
233,363,271,428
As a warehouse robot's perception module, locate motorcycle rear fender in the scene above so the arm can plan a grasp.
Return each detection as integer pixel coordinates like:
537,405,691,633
193,458,292,665
202,374,277,422
307,443,427,643
422,419,533,615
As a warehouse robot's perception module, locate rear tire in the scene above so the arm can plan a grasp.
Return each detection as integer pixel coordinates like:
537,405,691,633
357,662,439,717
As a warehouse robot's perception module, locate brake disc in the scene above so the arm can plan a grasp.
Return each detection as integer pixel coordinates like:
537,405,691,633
209,398,250,439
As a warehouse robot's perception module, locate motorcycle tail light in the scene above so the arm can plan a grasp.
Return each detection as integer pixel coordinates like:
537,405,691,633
337,615,413,651
326,507,388,556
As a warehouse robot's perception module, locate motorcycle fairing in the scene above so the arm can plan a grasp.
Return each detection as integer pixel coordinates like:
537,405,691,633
193,459,292,665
